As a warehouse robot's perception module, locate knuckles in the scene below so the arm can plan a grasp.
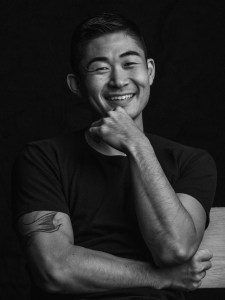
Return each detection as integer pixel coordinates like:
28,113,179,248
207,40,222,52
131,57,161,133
107,106,127,118
107,110,115,117
99,125,108,135
192,281,202,290
194,273,203,282
185,280,202,291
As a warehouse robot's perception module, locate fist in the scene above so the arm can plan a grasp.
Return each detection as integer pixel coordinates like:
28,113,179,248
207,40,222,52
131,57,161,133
89,106,146,152
164,249,213,291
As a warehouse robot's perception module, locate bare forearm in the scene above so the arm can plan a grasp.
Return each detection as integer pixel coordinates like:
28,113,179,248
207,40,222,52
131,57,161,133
53,245,166,294
127,138,197,264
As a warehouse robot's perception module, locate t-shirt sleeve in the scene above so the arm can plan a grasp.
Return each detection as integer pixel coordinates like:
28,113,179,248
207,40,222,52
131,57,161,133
11,142,69,225
173,149,217,228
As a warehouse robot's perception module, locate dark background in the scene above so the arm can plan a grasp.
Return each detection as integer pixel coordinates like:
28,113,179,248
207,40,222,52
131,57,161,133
0,0,224,299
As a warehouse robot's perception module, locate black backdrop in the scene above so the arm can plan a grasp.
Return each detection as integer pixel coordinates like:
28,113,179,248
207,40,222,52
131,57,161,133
0,0,225,299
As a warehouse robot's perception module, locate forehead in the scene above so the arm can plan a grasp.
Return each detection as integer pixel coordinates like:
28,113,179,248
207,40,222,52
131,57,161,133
82,32,145,61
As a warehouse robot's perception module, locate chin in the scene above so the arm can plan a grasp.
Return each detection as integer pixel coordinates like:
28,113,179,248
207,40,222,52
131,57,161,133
125,106,141,118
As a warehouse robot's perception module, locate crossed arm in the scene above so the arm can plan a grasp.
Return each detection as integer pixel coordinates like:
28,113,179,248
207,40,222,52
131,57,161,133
89,106,208,266
18,211,212,294
16,107,214,294
127,139,206,266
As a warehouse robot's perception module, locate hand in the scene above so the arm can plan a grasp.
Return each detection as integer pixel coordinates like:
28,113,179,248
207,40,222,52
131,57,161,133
89,107,147,152
162,249,213,291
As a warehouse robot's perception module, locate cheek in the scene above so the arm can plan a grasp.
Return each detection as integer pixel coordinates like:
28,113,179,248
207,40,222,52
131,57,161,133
85,76,106,96
132,69,150,87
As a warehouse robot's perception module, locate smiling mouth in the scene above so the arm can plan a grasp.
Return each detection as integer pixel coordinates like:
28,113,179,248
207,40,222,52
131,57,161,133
105,93,135,101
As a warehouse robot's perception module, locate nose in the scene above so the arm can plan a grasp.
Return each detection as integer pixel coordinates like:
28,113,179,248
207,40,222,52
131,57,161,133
108,67,129,89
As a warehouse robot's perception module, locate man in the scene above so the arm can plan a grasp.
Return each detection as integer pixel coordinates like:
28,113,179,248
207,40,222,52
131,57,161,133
12,13,217,300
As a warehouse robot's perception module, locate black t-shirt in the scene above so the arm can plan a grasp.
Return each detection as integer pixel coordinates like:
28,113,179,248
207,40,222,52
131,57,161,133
11,130,217,300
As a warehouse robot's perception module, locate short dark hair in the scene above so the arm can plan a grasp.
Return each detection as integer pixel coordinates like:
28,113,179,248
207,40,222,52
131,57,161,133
70,12,148,77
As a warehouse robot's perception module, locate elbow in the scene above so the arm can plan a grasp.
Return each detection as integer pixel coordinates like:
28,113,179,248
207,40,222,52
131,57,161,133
153,244,196,267
31,261,66,294
35,260,86,294
42,266,64,293
170,246,195,264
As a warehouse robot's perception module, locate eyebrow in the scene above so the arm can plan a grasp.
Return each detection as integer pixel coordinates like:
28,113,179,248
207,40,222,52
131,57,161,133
86,50,142,69
120,50,141,58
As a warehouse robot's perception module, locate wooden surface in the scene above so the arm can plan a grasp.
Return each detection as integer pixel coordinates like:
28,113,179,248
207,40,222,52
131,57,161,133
199,207,225,288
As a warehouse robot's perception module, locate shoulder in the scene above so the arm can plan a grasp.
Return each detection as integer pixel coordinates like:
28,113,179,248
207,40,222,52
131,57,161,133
16,130,86,165
12,131,87,223
26,129,85,153
12,130,88,185
146,132,200,154
145,133,217,178
146,133,215,162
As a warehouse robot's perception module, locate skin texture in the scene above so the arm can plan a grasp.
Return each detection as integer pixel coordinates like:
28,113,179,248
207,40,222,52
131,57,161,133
18,211,212,293
69,32,155,130
69,32,207,265
87,107,206,265
16,31,213,294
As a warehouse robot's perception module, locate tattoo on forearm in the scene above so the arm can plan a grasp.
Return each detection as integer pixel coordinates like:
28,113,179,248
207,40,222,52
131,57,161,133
21,212,62,244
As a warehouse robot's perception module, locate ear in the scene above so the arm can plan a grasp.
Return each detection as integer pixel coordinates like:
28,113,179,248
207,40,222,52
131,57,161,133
147,59,155,85
67,74,81,97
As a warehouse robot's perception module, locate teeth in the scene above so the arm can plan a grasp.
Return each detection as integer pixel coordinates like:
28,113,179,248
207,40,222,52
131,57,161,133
107,94,134,101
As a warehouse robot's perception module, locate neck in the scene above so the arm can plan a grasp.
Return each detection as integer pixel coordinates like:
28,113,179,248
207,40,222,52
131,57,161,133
134,113,144,132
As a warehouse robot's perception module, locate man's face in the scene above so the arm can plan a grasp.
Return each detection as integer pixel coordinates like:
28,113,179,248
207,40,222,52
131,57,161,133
79,32,154,124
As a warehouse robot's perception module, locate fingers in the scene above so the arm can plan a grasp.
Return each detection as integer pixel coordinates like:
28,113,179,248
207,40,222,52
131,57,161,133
89,119,112,142
193,280,202,290
182,279,202,292
91,107,129,130
186,250,213,291
107,106,124,113
195,249,213,261
91,119,102,127
89,126,101,143
193,270,207,282
190,256,212,288
169,249,213,292
186,274,204,291
202,260,212,271
89,118,104,143
199,271,207,280
192,250,213,273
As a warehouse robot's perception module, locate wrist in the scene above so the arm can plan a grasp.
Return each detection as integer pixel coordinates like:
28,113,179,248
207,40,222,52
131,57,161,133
156,268,172,290
139,262,170,290
125,134,151,156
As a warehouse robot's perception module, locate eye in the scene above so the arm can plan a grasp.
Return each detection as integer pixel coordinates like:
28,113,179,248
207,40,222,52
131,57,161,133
87,66,110,74
124,62,139,68
87,63,110,73
95,67,109,71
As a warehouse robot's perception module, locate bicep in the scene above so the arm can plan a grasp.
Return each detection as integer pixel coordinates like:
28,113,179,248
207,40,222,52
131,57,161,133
17,211,74,286
177,193,206,246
